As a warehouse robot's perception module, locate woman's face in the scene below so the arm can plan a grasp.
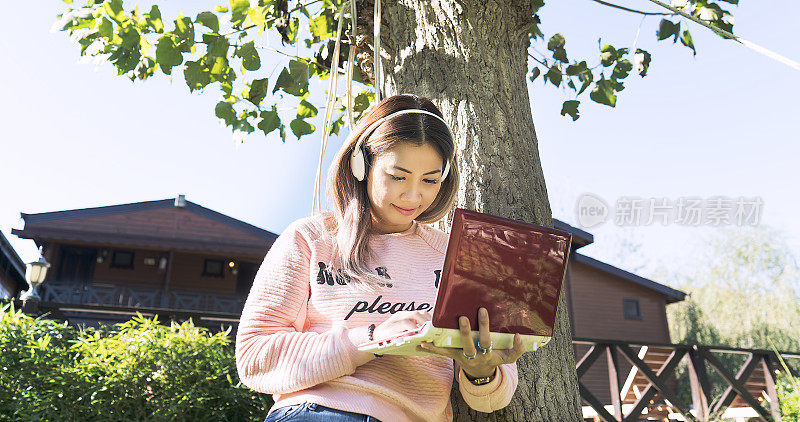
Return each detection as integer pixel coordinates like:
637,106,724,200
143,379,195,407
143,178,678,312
366,142,445,234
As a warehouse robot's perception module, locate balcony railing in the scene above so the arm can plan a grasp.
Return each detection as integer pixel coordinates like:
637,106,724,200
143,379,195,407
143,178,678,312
40,281,246,314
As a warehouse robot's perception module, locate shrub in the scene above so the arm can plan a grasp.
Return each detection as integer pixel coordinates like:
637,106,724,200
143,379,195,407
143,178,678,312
0,303,272,421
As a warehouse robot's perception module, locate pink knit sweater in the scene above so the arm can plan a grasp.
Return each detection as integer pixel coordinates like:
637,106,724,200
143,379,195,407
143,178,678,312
235,212,518,422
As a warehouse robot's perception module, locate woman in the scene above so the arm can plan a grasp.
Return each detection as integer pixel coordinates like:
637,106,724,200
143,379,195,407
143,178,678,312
236,94,527,422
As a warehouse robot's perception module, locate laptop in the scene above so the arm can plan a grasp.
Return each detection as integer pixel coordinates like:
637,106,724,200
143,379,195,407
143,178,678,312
357,208,572,356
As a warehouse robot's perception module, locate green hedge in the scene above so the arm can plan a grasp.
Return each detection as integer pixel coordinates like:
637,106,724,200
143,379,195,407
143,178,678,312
0,303,272,421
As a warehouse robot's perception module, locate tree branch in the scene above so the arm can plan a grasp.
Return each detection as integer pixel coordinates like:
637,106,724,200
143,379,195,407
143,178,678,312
527,53,598,78
589,0,676,16
220,0,324,37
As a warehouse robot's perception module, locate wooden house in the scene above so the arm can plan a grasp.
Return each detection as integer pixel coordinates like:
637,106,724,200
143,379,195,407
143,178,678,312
11,195,277,327
0,231,27,300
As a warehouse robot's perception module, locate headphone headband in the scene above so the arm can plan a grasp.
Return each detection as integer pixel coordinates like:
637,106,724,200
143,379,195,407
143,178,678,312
350,109,453,182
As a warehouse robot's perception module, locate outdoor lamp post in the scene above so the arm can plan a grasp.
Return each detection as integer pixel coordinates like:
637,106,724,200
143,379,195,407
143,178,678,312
20,246,50,303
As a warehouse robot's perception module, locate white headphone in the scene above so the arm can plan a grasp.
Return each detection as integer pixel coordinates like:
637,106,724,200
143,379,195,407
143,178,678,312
350,109,452,182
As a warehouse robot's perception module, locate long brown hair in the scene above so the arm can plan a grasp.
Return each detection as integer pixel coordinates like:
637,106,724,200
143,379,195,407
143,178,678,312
324,93,459,290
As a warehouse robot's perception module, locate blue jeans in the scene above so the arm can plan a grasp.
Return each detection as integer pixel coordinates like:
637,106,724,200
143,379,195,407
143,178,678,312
264,402,383,422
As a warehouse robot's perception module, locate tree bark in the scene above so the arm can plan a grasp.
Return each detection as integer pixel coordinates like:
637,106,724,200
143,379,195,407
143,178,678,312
378,0,583,420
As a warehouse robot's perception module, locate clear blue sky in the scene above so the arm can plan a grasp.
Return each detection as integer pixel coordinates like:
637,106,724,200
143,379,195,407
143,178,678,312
1,0,798,283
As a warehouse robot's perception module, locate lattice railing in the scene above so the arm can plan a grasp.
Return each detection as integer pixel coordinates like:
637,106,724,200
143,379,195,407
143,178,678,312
41,281,246,314
573,338,800,422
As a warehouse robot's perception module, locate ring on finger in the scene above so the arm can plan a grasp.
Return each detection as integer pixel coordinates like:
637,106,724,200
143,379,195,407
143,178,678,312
476,340,493,355
462,350,477,360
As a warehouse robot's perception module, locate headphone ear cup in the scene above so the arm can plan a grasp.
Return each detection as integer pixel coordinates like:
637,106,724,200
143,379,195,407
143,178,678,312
351,148,367,181
441,160,450,182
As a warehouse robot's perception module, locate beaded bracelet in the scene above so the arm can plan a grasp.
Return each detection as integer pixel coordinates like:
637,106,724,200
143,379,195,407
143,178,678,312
367,324,383,357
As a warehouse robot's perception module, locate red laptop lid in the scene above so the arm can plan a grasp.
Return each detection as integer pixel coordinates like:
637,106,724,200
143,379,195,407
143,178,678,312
432,209,572,337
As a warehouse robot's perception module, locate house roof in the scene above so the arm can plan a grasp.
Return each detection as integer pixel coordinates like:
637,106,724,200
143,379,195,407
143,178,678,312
12,196,278,257
572,252,686,303
0,230,27,290
552,218,594,249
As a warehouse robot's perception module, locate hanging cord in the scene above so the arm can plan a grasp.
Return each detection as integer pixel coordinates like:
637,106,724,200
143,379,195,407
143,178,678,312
373,0,383,102
646,0,800,71
630,15,646,73
312,0,357,215
346,0,357,129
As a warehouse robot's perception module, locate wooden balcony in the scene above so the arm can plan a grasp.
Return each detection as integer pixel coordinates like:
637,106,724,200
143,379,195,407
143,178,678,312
40,281,246,315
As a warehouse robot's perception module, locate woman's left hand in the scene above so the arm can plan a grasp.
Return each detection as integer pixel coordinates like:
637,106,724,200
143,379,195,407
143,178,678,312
416,307,526,378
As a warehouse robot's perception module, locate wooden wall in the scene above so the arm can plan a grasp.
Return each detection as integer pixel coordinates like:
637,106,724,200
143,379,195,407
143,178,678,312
45,242,258,295
567,258,672,405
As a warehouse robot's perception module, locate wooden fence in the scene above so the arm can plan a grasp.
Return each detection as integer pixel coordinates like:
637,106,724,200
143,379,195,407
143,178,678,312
574,338,800,422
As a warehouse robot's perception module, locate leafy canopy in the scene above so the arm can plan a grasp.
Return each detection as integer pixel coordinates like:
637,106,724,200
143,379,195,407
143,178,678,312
54,0,739,140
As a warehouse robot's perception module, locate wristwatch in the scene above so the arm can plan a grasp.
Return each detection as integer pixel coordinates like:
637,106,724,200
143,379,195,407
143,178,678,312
465,368,497,386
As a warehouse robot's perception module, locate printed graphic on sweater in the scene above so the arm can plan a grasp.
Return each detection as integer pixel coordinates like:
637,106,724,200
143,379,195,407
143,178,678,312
345,295,432,320
316,262,394,287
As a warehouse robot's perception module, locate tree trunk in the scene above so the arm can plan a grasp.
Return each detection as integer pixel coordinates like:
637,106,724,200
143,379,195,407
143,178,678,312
378,0,583,420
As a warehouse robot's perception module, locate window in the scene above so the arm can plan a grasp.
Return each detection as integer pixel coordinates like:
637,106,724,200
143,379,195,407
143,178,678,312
623,298,642,320
203,259,224,278
110,250,134,269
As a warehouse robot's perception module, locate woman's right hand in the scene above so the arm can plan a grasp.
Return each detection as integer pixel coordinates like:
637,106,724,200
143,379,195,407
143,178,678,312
373,310,431,342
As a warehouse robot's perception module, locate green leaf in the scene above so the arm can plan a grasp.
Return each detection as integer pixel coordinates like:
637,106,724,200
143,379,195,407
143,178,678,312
119,25,141,48
184,60,212,91
589,78,617,107
203,34,229,58
310,14,335,41
257,106,281,136
233,118,255,136
195,11,219,33
247,77,268,106
680,30,696,55
236,41,260,71
155,35,182,75
98,17,113,39
561,100,580,121
297,99,318,118
229,0,250,27
545,65,562,87
600,44,617,67
247,6,268,33
215,6,229,13
331,114,345,135
547,33,565,51
353,91,373,114
215,101,237,126
145,5,163,33
657,19,680,42
529,67,541,82
578,74,593,95
635,48,651,76
696,5,722,22
286,18,300,44
134,56,156,80
109,44,141,74
173,14,195,52
272,60,309,96
209,55,232,81
290,118,315,138
103,0,126,24
611,59,632,81
528,15,543,40
547,33,568,63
